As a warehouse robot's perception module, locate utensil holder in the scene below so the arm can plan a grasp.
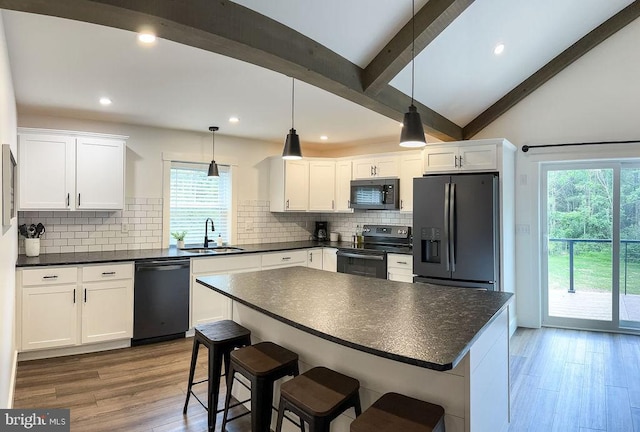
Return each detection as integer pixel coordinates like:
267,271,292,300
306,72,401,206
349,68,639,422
25,238,40,257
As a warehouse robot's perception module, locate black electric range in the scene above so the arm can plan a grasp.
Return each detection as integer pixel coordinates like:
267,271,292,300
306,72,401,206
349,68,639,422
336,225,411,279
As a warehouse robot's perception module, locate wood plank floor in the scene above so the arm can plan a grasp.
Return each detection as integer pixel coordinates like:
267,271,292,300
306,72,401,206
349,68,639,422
13,328,640,431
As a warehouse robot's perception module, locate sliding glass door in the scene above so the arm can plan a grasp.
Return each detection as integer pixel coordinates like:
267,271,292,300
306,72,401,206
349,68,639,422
543,162,640,331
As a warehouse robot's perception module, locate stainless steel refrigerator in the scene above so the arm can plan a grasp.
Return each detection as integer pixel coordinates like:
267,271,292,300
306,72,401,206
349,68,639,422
413,173,499,290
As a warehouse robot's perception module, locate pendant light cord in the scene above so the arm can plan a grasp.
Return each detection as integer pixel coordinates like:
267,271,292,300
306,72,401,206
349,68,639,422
211,129,215,157
291,77,295,128
411,0,415,106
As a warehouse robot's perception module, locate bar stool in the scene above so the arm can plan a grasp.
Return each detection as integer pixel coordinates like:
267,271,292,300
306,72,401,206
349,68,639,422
182,320,252,432
350,392,445,432
275,366,362,432
221,341,300,432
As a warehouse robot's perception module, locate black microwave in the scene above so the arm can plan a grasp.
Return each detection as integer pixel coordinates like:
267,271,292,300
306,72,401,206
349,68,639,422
349,178,400,210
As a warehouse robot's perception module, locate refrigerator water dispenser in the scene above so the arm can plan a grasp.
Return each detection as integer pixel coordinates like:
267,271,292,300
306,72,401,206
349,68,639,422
420,227,441,263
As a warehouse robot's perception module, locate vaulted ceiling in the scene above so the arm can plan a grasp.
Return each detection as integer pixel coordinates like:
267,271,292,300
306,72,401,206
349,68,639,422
0,0,638,148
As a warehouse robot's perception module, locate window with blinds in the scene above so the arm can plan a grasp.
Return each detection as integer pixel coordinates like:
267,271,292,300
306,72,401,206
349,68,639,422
169,162,231,246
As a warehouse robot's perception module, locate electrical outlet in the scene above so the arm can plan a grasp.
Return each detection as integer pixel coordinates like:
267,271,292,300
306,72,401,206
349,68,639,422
245,220,254,231
121,223,129,233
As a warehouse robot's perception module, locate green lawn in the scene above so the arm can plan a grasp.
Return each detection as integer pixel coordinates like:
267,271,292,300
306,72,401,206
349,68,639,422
548,249,640,295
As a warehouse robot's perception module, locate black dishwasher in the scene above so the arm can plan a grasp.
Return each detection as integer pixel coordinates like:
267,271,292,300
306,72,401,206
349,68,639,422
132,259,190,346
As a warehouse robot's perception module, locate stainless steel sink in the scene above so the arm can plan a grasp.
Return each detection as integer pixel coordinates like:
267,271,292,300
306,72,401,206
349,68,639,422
182,246,244,254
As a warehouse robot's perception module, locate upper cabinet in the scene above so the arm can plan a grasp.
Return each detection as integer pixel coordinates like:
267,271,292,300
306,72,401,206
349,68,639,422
270,158,309,212
352,155,398,179
423,142,496,173
308,160,336,211
335,161,352,212
398,152,423,212
18,128,127,211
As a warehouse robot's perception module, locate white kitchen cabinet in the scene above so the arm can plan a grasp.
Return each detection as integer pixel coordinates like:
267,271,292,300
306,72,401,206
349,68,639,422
352,155,399,179
18,128,127,211
80,263,133,344
399,151,423,212
20,266,79,351
335,160,353,212
423,142,496,173
309,160,336,211
387,253,414,283
270,157,309,211
190,254,261,327
18,263,134,352
322,248,338,272
307,248,324,270
261,250,307,269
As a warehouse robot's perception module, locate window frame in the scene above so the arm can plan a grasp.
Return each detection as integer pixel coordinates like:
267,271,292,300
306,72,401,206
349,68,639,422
162,152,238,248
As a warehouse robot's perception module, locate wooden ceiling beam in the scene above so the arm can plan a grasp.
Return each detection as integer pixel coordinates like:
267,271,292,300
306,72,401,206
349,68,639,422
362,0,475,95
0,0,463,141
463,1,640,139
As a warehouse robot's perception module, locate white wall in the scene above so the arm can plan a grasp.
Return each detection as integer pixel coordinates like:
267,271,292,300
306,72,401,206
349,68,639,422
0,11,18,408
473,17,640,327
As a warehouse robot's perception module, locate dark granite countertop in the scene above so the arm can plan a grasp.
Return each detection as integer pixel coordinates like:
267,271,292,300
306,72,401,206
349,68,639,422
196,267,513,371
16,240,404,267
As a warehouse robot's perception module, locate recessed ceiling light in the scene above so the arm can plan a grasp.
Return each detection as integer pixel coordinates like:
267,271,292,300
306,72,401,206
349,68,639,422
320,135,328,141
494,43,505,55
138,33,156,44
229,117,239,123
99,97,112,106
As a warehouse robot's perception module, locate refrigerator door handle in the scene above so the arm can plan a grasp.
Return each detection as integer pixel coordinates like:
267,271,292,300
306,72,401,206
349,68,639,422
444,182,451,271
449,182,456,272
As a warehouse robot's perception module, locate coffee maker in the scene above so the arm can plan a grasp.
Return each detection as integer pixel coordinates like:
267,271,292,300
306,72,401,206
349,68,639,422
314,221,328,241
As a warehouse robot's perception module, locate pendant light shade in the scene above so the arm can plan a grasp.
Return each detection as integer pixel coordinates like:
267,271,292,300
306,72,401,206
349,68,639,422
400,105,426,147
400,0,426,148
208,126,219,177
282,78,303,160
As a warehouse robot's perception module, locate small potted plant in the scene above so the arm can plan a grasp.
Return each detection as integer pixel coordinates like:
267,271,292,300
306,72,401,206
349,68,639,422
171,231,187,249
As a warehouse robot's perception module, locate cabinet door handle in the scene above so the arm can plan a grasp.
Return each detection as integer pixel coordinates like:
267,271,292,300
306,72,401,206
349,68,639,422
454,156,458,167
400,199,403,209
282,256,291,261
66,193,70,207
374,166,378,176
370,166,374,176
459,155,463,167
78,193,81,207
398,261,408,265
84,288,87,303
73,289,76,304
309,253,313,262
286,199,289,209
347,199,350,208
101,271,116,276
332,200,334,210
43,275,58,280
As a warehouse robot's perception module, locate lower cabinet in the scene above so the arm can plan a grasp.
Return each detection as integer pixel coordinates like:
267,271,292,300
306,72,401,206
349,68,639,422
307,248,324,270
322,248,338,272
190,254,261,327
261,250,307,269
387,253,414,283
81,263,134,344
19,263,134,352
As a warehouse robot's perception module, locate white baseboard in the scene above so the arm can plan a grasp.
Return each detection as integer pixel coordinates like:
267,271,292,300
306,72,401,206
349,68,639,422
17,340,130,362
7,349,17,408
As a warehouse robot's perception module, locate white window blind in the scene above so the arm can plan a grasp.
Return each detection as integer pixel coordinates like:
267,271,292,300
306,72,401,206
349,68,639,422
169,162,231,246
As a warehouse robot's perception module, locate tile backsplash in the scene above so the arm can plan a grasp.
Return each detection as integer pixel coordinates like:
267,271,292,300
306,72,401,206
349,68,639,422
18,198,163,254
18,198,413,254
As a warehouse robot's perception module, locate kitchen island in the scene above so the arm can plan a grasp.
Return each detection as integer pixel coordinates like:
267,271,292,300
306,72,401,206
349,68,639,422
196,267,513,432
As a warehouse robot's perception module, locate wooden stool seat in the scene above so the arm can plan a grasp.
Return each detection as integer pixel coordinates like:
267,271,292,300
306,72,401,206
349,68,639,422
350,392,445,432
183,320,251,432
276,366,362,432
222,341,300,432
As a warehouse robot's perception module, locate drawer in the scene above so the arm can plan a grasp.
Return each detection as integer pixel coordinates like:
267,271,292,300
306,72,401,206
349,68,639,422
387,253,412,270
261,250,307,267
192,254,260,274
22,266,78,286
82,263,134,282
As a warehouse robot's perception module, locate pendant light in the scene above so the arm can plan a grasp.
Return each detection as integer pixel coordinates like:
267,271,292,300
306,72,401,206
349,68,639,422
400,0,426,148
282,77,303,160
207,126,220,177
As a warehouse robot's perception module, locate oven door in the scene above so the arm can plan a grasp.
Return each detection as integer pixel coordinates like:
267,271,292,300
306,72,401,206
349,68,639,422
336,250,387,279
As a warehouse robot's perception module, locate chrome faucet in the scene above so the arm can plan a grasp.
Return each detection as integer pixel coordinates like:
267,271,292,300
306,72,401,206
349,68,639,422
204,218,215,247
